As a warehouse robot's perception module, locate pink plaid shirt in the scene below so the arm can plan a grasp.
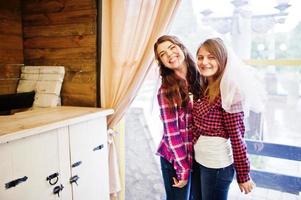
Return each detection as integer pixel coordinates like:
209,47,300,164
191,96,250,183
156,86,193,181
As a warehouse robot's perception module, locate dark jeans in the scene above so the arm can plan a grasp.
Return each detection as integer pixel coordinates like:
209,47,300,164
189,159,201,200
198,163,235,200
161,157,199,200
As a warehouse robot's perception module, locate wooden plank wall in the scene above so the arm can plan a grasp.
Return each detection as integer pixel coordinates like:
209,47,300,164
0,0,24,94
22,0,98,106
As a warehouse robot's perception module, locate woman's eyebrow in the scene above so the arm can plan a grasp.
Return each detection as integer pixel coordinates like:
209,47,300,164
159,44,174,55
159,50,165,55
168,44,174,49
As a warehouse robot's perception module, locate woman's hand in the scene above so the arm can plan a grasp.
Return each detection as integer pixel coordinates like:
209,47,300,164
238,179,256,194
172,177,188,188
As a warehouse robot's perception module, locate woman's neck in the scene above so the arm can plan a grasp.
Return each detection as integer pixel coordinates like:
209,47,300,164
207,77,214,85
174,64,187,80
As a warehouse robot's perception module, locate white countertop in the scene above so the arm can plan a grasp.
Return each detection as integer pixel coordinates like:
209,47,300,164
0,106,114,144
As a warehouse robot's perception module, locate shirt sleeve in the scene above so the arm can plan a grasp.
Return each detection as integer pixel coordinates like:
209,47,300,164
189,119,201,145
157,89,191,181
222,110,251,183
189,99,203,145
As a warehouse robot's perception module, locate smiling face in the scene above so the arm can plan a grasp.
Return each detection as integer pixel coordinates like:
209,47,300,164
156,40,186,73
196,38,228,84
196,47,219,82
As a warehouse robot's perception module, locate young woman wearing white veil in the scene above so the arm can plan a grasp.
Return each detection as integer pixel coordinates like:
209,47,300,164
191,38,265,200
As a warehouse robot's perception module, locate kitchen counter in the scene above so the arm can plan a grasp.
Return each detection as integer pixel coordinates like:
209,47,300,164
0,106,113,144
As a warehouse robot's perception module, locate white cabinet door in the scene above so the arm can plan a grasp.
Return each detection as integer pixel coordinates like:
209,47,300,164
69,117,109,200
0,127,71,200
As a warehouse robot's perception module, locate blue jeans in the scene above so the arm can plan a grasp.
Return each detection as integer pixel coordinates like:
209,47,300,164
161,157,199,200
190,160,201,200
199,163,235,200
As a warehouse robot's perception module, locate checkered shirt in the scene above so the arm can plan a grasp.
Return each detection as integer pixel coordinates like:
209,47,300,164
156,86,193,181
191,96,251,183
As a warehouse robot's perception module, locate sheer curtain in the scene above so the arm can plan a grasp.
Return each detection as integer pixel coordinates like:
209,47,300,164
100,0,181,199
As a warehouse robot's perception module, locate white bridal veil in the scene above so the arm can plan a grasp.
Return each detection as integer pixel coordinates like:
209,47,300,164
199,36,266,116
220,39,266,115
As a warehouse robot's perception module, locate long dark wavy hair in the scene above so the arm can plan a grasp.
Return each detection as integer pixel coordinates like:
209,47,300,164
154,35,202,107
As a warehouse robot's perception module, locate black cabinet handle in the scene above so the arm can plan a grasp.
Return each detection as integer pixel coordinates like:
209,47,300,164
46,172,59,185
93,144,104,151
53,184,64,197
72,161,82,168
5,176,28,189
70,175,80,186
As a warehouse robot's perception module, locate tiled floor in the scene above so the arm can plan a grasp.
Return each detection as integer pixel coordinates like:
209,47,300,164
125,108,165,200
228,182,301,200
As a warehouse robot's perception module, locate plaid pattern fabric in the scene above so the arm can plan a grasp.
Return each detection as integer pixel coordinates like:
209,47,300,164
156,86,193,181
191,96,250,183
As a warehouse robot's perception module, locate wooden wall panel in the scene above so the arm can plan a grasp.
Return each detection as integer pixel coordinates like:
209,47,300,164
0,35,23,49
0,0,23,95
0,64,22,78
24,35,96,49
0,80,19,94
23,9,96,26
61,94,96,106
22,0,98,107
23,0,96,14
0,21,22,35
0,49,23,64
25,58,96,72
24,47,96,60
23,23,96,38
0,64,22,94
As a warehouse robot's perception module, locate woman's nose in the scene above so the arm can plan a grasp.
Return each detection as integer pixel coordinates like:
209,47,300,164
166,49,173,57
202,57,209,65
